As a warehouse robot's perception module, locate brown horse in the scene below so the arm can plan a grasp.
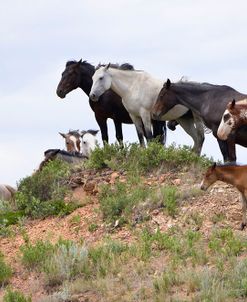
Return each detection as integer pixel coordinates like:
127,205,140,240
217,99,247,140
56,60,166,145
59,130,81,153
200,163,247,230
152,79,247,162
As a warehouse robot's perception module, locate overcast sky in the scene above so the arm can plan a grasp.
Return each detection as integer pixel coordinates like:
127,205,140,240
1,0,247,186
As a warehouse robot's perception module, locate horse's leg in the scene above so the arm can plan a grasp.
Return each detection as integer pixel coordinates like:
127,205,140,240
152,120,166,145
226,136,237,162
240,192,247,230
95,115,108,145
216,138,233,162
129,114,145,146
140,110,153,142
176,115,204,155
113,119,123,145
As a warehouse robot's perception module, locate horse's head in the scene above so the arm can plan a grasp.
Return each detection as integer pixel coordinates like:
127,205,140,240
59,130,81,153
152,79,178,120
90,64,112,102
200,162,218,190
56,59,83,98
217,100,237,140
80,130,99,157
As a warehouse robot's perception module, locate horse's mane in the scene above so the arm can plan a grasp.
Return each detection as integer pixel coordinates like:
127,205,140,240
65,60,95,71
68,129,81,138
96,63,134,71
173,79,237,93
44,149,85,158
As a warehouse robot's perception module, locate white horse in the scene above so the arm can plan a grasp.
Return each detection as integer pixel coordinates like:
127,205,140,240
80,130,99,157
89,64,204,154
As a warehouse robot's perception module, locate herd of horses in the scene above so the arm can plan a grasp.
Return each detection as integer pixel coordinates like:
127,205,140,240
2,59,247,229
56,59,247,229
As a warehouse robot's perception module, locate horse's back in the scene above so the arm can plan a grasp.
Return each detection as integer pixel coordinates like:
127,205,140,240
0,184,16,201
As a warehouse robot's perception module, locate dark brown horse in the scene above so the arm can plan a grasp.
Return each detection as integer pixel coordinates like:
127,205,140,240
56,60,166,144
152,79,247,162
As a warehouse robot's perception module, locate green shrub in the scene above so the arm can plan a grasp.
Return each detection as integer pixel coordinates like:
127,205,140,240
87,142,212,173
20,239,54,270
99,180,152,224
0,252,12,285
3,288,31,302
15,160,77,218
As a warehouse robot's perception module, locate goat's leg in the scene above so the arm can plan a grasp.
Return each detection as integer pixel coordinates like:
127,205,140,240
240,192,247,230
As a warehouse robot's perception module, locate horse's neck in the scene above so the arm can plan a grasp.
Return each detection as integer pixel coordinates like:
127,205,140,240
239,109,247,123
110,68,162,100
79,65,95,96
109,69,136,98
216,167,238,186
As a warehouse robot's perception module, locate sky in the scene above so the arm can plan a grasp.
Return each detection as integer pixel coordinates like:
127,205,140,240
1,0,247,186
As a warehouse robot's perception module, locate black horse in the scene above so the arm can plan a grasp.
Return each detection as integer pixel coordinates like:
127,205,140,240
56,59,166,144
152,79,247,162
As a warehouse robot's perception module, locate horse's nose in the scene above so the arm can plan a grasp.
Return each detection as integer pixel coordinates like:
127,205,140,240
90,93,98,102
57,88,66,98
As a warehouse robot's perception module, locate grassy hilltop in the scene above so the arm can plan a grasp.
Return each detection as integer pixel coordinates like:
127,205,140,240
1,142,247,302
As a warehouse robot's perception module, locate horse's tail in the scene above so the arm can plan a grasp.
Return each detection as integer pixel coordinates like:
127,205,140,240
4,185,16,198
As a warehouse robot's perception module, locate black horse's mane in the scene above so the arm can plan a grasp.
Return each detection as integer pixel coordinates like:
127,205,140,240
172,80,237,93
65,60,95,72
95,63,134,71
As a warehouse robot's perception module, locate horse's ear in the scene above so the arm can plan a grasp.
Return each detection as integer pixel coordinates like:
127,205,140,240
88,129,99,136
105,63,111,70
80,130,86,137
76,59,82,67
59,132,66,138
166,79,171,89
230,99,236,109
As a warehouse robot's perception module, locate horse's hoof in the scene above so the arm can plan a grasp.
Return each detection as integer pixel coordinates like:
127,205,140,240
240,223,246,230
167,121,178,131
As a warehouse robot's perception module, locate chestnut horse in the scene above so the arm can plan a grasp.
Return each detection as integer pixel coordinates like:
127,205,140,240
56,60,166,145
201,163,247,230
217,99,247,140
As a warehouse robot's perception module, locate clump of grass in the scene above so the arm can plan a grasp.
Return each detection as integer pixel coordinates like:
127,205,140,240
161,186,178,217
153,268,181,296
98,180,152,225
3,288,31,302
15,160,78,218
43,241,88,286
89,239,128,277
208,228,246,257
0,252,12,286
20,239,54,270
87,142,212,173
